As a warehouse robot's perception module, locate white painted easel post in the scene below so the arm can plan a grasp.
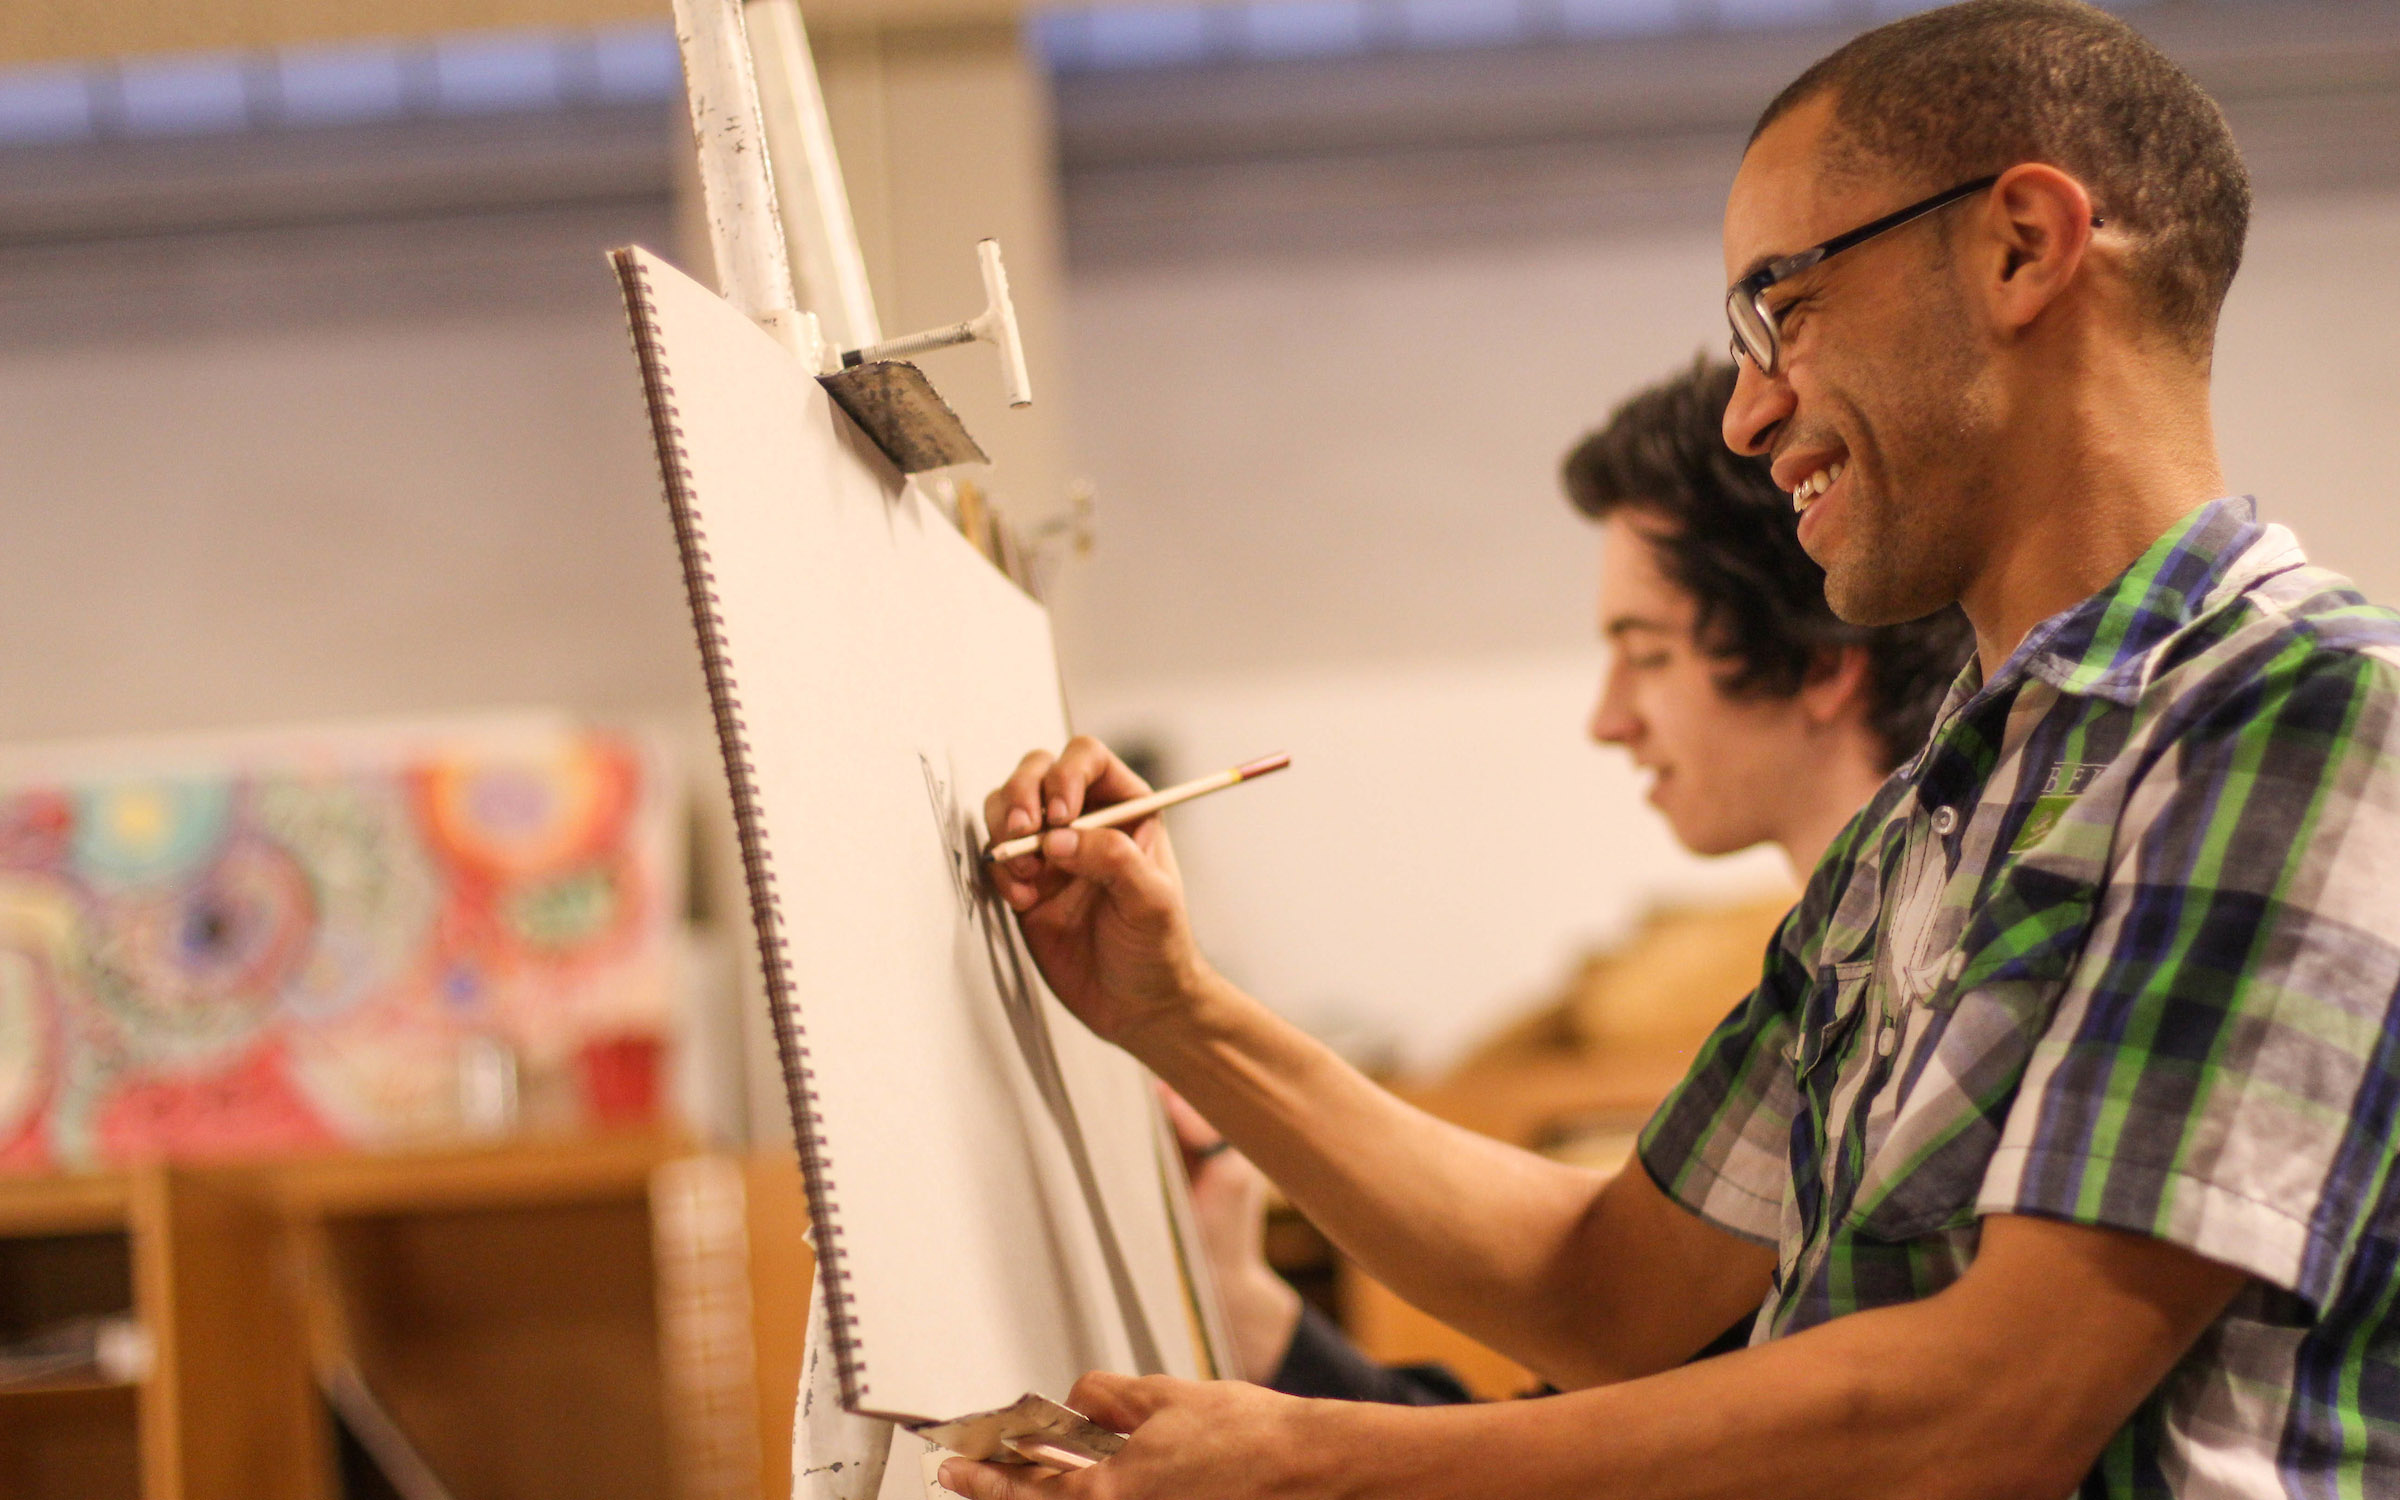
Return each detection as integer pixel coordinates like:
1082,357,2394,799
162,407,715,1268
674,0,1036,403
671,0,831,369
672,4,1064,1492
795,1279,893,1500
668,3,906,1495
746,0,882,353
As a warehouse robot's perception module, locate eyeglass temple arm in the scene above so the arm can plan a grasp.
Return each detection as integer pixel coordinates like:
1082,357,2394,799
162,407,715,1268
1813,174,2001,261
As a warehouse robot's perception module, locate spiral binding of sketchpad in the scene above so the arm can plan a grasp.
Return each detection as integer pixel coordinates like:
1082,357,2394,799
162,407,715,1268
612,248,868,1408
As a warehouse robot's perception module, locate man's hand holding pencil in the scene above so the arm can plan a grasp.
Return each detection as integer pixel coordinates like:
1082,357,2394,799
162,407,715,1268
982,737,1281,1047
972,739,1364,1500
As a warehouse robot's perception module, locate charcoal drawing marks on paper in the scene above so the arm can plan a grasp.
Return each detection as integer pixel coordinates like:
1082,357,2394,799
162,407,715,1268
918,753,1166,1374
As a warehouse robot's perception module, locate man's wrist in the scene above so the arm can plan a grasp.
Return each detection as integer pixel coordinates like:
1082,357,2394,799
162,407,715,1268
1121,960,1250,1063
1222,1268,1304,1383
1290,1390,1455,1500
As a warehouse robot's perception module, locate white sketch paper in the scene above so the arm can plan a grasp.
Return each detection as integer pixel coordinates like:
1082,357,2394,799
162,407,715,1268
615,247,1209,1424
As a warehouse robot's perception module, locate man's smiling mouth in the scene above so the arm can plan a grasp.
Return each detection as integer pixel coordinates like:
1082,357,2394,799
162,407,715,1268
1791,459,1847,514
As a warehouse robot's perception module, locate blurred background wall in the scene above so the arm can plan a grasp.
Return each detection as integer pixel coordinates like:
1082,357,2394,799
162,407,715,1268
1,0,2394,1081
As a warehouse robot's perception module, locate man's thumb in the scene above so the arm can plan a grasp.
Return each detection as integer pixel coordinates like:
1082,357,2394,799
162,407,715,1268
1044,827,1167,907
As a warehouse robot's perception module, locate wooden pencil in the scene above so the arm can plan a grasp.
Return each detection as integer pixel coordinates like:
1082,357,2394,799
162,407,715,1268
985,752,1290,861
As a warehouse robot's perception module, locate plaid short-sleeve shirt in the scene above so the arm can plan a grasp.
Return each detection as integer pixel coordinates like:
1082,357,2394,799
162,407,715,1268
1640,497,2400,1497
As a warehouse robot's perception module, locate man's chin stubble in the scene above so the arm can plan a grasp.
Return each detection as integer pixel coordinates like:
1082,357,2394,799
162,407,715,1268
1825,555,1950,627
1821,486,1963,625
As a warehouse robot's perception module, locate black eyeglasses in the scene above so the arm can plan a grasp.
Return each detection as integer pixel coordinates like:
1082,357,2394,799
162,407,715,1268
1725,174,2009,375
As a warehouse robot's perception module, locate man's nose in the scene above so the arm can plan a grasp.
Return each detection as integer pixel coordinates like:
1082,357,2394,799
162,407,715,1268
1722,355,1793,459
1588,669,1637,746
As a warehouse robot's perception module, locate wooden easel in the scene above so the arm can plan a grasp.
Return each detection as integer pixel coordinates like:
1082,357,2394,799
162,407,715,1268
664,4,1036,1496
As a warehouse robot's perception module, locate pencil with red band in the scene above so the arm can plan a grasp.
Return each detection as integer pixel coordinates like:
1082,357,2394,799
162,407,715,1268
985,752,1291,863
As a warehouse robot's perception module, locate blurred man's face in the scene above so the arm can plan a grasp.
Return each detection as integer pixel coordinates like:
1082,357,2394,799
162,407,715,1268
1720,92,1999,627
1587,514,1828,857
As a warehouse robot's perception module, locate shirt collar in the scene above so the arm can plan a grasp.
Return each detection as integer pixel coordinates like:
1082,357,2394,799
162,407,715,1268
1961,495,2300,714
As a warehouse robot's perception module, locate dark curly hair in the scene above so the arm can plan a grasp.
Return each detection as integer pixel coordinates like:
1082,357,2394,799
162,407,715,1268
1561,358,1972,770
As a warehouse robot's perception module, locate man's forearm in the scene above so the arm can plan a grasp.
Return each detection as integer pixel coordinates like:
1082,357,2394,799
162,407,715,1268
937,1218,2242,1500
979,741,1678,1374
1342,1305,2040,1500
1322,1215,2243,1500
1121,968,1661,1379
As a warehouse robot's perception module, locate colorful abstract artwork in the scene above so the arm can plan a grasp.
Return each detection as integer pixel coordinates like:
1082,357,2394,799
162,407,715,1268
0,719,683,1171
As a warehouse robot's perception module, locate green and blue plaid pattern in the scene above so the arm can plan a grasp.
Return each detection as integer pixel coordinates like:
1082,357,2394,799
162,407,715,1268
1640,497,2400,1497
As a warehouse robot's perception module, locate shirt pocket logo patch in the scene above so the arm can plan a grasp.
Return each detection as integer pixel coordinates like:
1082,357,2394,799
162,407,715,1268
2009,760,2103,853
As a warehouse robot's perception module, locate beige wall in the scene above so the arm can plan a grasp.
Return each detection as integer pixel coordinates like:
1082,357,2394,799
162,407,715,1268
3,12,2396,1068
815,21,1074,531
1055,193,2400,693
0,308,704,743
2213,194,2400,586
1079,654,1791,1072
0,0,1026,66
1053,187,2400,1068
2,187,2393,1067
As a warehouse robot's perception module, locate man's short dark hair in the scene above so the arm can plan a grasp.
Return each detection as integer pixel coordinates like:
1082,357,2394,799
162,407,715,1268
1753,0,2250,358
1563,358,1972,771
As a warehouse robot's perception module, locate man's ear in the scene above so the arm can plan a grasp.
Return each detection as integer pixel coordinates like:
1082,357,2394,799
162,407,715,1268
1800,643,1875,731
1977,162,2098,338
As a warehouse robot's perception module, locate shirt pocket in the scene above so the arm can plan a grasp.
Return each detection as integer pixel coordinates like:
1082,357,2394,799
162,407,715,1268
1792,958,1875,1085
1840,892,2096,1243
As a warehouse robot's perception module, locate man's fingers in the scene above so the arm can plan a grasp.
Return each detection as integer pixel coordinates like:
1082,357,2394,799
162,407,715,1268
989,740,1163,884
991,847,1074,913
1157,1087,1217,1152
1080,741,1156,806
935,1459,1069,1500
1033,828,1178,927
1042,737,1155,830
1068,1370,1181,1430
1067,1371,1144,1431
1038,826,1152,891
1154,1087,1238,1181
988,751,1058,846
1041,737,1112,827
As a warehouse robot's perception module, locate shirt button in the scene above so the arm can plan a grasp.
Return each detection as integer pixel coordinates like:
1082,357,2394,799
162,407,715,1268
1876,1027,1896,1056
1930,805,1960,836
1945,951,1966,983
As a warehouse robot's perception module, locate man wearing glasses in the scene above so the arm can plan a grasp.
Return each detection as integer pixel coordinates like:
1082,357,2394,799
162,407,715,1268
943,2,2400,1496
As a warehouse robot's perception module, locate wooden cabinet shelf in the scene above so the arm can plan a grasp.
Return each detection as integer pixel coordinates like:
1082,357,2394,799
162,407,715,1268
0,1173,132,1238
0,1136,813,1500
1,1377,143,1407
0,1377,142,1500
